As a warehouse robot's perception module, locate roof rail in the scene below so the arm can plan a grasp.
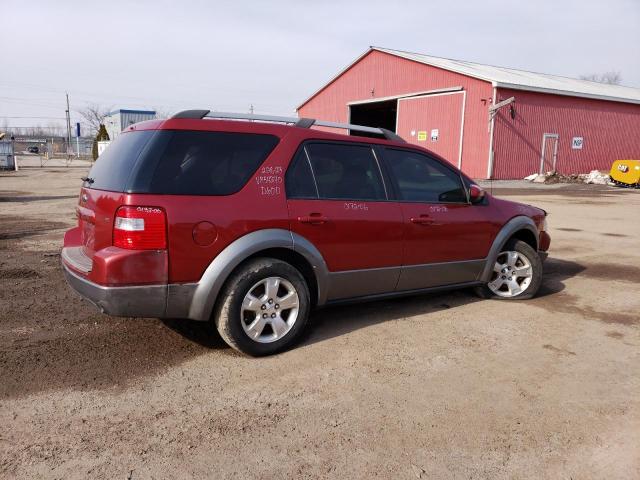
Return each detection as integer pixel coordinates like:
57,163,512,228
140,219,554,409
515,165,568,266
170,110,405,142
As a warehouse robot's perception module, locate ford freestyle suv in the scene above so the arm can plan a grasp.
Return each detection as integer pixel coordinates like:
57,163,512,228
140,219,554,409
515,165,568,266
62,110,551,356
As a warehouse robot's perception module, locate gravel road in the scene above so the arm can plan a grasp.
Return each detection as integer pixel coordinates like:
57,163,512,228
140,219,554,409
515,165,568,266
1,167,638,479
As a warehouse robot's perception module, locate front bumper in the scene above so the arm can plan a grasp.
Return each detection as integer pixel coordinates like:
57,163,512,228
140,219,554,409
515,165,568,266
539,231,551,253
62,262,167,318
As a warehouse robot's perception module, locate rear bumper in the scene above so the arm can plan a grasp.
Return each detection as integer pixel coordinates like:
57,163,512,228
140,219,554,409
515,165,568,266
62,262,168,318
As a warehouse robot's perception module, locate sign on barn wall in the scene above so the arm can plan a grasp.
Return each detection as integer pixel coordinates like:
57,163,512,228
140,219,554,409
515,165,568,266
572,137,584,149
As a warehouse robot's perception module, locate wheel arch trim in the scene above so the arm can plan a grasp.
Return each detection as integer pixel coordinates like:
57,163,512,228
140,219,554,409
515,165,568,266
188,229,329,321
479,216,539,282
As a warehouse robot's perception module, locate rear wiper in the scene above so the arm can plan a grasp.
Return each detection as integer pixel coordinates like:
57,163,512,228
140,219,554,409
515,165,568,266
81,176,95,184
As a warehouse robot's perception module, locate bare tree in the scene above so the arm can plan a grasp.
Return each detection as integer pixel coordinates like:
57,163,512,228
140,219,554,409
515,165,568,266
23,125,62,137
580,71,622,85
46,122,64,137
77,103,112,135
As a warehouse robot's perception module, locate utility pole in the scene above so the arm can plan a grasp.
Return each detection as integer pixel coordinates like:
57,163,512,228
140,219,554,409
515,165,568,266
249,104,254,114
75,123,80,158
65,93,72,165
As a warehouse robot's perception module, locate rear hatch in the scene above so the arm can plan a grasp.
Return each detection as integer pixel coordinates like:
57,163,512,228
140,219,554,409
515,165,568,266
76,126,281,284
78,130,156,257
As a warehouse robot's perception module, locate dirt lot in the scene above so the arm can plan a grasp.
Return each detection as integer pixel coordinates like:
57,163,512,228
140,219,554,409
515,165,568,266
1,166,639,479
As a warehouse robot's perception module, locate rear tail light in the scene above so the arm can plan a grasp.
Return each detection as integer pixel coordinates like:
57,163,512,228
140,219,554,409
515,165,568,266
113,206,167,250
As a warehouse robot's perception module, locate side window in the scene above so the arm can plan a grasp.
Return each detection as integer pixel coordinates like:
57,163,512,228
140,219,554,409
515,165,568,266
285,149,318,198
384,149,467,203
148,131,279,195
305,143,386,201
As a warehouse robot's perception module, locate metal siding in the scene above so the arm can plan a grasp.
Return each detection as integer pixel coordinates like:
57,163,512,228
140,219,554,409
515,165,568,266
104,111,156,140
493,88,640,179
0,140,15,170
120,112,156,130
370,47,640,105
396,93,463,167
299,50,493,179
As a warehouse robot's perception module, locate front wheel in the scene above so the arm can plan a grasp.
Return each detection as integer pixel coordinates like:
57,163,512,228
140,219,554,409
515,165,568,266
214,258,310,356
475,239,543,300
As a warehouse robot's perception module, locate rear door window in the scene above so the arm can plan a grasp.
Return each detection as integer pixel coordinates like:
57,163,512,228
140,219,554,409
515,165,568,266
304,143,386,201
383,149,467,203
147,131,279,195
285,149,318,198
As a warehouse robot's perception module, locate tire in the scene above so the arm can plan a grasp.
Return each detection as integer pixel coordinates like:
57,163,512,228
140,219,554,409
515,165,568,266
474,239,542,300
214,258,310,356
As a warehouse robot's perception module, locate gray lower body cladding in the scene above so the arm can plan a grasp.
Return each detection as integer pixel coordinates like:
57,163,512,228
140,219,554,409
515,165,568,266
62,220,544,321
396,259,485,291
326,259,485,301
64,257,485,320
63,265,169,318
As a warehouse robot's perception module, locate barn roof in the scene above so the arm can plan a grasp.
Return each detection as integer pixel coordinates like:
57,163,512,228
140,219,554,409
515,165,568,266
298,47,640,109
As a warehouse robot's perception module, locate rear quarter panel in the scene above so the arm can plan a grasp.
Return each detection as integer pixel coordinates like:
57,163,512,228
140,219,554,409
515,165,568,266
130,132,301,283
75,128,304,285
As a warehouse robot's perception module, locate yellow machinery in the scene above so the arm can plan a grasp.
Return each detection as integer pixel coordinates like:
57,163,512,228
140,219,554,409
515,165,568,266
610,160,640,188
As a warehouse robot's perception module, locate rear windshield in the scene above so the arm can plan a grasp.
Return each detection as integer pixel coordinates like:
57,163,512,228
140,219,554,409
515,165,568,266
86,130,279,195
86,130,154,191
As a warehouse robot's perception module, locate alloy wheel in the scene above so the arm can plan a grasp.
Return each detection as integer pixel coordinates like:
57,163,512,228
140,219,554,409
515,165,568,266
487,250,534,298
240,276,299,343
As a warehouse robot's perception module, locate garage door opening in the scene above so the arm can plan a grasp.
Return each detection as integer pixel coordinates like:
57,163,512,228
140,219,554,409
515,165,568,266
349,100,397,137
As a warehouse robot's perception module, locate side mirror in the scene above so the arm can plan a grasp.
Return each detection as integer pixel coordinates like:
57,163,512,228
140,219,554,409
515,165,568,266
469,184,486,204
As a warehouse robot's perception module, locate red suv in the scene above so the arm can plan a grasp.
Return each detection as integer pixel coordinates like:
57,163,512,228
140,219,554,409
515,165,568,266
62,110,550,356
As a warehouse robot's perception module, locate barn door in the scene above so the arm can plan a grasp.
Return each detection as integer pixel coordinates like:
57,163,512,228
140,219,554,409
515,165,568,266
539,133,559,174
396,92,465,169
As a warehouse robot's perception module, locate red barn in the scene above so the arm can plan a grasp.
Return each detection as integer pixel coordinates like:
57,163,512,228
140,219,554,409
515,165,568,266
297,47,640,179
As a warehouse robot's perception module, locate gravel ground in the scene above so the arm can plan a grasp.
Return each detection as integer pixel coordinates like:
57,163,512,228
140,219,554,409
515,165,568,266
1,166,638,479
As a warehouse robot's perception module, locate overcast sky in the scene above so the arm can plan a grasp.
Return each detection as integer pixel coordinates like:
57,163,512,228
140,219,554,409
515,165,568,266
2,0,639,131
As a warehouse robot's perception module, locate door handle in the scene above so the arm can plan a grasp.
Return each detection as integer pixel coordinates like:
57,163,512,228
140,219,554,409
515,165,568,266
410,215,434,225
298,214,328,225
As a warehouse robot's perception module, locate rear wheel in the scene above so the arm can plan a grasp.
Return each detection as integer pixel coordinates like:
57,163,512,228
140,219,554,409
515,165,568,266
475,239,542,300
214,258,310,356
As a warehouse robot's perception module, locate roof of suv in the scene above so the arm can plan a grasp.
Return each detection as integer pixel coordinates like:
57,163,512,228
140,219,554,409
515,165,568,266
123,110,407,147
